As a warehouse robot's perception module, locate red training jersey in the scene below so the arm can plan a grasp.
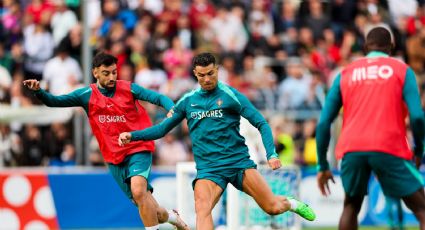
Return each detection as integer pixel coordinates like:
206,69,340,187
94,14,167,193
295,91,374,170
88,80,155,164
336,56,412,160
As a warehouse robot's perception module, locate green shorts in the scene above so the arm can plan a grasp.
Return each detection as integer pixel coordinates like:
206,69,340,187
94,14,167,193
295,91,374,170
108,152,153,200
193,160,257,191
341,152,424,198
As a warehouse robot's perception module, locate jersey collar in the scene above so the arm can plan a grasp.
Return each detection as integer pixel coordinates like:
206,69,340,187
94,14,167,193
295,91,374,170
366,51,389,58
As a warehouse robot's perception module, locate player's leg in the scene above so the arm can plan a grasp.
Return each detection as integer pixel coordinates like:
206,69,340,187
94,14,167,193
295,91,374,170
130,175,160,227
240,168,290,214
402,189,425,230
339,152,371,230
193,179,224,230
339,195,364,230
239,168,315,220
145,191,189,230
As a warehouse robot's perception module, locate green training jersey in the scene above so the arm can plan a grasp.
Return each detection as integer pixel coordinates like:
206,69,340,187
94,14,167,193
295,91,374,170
131,82,278,172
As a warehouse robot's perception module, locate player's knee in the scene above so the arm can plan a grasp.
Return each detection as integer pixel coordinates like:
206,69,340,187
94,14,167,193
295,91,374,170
131,187,148,205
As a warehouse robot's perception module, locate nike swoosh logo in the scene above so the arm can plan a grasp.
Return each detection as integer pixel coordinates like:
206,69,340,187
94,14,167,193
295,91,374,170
133,169,142,172
191,104,198,107
107,104,113,108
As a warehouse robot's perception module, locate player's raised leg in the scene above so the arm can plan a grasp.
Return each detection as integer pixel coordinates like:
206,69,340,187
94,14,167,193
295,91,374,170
242,168,316,221
194,179,224,230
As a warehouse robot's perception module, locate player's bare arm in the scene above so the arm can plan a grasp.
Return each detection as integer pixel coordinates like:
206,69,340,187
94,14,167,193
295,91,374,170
23,79,41,91
118,132,132,146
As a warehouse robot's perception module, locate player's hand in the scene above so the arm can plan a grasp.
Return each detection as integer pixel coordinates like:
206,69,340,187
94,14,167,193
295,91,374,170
317,170,335,197
167,108,174,118
267,158,281,170
23,79,41,91
118,132,132,146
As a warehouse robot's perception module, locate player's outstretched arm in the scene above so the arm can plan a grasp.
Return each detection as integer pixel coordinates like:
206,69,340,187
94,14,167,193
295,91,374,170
131,83,175,111
118,109,184,146
233,88,279,163
23,79,86,108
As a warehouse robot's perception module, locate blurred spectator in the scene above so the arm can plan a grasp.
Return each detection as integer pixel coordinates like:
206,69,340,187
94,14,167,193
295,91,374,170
155,132,190,166
277,57,311,110
300,0,331,41
134,61,167,91
156,0,183,36
210,6,248,54
1,1,22,48
163,36,193,79
188,0,216,32
98,0,137,37
0,65,12,103
406,4,425,36
0,124,21,167
88,137,104,166
50,0,78,45
20,124,45,166
46,122,76,166
58,23,82,62
406,26,425,73
23,22,54,80
0,43,13,73
160,65,196,101
302,119,317,166
176,15,195,50
42,44,82,95
25,0,54,25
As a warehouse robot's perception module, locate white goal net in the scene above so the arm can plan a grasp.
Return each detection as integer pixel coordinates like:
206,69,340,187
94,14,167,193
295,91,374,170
176,162,302,230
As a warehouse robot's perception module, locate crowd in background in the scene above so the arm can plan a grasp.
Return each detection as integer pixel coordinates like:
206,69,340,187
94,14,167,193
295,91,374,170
0,0,424,168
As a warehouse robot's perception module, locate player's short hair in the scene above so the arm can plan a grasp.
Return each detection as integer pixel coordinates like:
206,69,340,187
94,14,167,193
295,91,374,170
92,52,118,69
192,52,216,69
365,27,393,54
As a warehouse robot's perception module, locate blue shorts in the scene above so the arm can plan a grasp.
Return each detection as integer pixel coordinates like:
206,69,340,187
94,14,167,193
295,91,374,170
107,152,153,200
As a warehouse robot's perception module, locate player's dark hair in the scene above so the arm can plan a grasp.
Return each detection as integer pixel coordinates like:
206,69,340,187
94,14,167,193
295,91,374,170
364,27,393,55
192,52,216,69
92,52,118,69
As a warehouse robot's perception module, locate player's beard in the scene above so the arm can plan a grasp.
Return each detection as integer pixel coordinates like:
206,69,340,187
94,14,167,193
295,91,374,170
101,80,116,90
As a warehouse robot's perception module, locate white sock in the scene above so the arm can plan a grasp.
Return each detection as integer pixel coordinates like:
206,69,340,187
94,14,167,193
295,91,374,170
167,210,178,224
288,198,298,211
145,225,159,230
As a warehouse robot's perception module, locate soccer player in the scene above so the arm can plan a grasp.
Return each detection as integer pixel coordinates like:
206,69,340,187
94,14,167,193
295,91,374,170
316,27,425,230
119,52,316,230
23,52,189,230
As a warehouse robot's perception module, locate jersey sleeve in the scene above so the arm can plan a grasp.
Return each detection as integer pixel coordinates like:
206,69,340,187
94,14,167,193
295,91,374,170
232,88,278,160
34,87,90,111
131,83,174,111
316,74,343,171
402,67,425,158
130,96,187,141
